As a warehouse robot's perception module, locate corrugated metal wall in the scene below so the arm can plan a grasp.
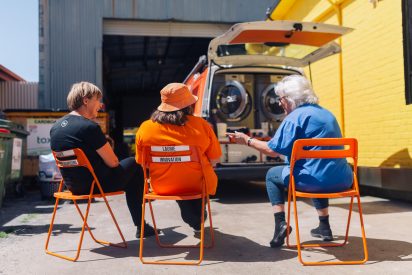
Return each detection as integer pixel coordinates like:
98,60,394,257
40,0,106,109
39,0,274,108
0,82,38,109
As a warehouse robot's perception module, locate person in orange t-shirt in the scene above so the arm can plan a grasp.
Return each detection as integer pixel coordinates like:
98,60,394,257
135,83,222,231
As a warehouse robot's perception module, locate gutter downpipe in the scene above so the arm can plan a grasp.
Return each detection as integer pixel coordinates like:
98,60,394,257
315,0,347,137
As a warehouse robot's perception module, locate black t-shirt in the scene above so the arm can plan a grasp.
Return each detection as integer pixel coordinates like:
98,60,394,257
50,114,108,194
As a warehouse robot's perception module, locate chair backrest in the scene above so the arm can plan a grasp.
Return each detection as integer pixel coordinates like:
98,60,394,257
142,145,206,195
52,148,99,184
290,138,358,171
147,145,200,163
53,148,94,170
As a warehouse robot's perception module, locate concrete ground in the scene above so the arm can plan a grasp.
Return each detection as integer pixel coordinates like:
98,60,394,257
1,181,412,275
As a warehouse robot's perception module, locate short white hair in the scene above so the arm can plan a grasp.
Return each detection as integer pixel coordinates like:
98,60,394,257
275,75,319,110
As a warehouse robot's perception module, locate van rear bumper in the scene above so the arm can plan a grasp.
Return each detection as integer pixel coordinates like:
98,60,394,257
214,163,284,181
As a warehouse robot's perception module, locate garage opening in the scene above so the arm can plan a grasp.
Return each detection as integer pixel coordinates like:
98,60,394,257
101,20,231,157
102,35,211,157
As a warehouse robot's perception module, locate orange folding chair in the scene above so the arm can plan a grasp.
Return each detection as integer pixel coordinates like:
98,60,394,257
45,148,127,262
139,145,214,265
286,138,368,265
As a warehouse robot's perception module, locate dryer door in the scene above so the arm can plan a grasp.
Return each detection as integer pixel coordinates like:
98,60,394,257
260,83,285,121
214,80,252,122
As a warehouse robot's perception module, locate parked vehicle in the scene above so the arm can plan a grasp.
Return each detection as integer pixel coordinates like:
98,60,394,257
184,21,352,180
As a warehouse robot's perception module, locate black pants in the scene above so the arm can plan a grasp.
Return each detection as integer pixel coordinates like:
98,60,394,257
99,157,144,226
100,158,203,228
176,199,204,228
70,157,201,228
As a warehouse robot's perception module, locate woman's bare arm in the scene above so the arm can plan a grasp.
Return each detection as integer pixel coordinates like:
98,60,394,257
226,131,279,157
96,142,119,168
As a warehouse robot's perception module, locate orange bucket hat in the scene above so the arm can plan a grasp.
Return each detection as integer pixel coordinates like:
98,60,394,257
157,83,198,112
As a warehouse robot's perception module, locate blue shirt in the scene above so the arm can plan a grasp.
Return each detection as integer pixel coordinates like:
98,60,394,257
267,104,353,193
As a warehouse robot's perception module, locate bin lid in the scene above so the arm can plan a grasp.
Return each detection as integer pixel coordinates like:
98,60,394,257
0,129,13,138
10,126,29,136
0,119,12,127
0,128,11,134
0,119,29,136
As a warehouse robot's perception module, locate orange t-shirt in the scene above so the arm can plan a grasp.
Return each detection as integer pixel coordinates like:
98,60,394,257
135,115,222,195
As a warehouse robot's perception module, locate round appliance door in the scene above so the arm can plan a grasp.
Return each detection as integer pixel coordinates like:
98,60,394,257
260,83,285,121
215,80,251,122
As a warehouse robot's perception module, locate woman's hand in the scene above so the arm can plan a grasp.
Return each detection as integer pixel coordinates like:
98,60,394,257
209,158,220,167
226,131,249,145
226,130,280,157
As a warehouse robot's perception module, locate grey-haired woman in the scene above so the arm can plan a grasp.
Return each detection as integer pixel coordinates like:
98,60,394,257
227,75,352,248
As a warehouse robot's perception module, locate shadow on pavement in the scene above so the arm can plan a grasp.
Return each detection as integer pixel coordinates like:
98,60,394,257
90,230,412,264
0,190,103,234
91,227,297,263
0,223,93,236
0,192,57,227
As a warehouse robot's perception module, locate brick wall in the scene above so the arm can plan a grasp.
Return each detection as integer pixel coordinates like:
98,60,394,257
280,0,409,168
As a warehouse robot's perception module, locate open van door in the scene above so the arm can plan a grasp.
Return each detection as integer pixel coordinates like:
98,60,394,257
208,21,353,67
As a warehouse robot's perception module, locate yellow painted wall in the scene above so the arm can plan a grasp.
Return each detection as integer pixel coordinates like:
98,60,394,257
273,0,411,168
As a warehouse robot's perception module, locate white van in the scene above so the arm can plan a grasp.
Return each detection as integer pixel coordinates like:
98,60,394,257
184,21,352,180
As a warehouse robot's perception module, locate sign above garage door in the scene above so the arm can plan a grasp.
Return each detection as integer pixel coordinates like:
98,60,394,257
103,20,232,38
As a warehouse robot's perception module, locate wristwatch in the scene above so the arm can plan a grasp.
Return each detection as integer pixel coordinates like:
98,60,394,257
247,137,254,146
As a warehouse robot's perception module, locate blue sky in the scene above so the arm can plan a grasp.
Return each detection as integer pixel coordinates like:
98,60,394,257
0,0,38,82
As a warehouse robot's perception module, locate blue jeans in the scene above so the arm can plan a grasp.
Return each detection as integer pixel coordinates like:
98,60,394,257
265,166,329,210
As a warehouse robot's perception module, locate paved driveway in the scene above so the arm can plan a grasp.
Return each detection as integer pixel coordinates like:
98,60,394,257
1,181,412,274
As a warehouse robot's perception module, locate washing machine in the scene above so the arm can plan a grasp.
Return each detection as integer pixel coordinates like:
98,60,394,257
260,82,285,122
211,74,255,129
253,74,285,130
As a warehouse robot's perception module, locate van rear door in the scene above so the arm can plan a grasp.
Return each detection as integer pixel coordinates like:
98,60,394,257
208,21,353,68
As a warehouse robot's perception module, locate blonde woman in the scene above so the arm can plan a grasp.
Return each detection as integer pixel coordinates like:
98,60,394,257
50,81,158,238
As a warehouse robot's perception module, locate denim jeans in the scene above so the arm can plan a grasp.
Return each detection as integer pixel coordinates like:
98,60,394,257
265,166,329,210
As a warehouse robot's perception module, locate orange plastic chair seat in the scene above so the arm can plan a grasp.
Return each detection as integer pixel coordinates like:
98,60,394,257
295,189,358,198
54,190,124,200
287,138,368,266
144,192,203,201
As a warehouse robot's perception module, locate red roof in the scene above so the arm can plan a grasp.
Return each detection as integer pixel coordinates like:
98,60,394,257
0,64,25,82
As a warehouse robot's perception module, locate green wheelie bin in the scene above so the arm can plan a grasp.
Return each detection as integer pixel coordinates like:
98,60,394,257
0,119,29,198
0,127,13,207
